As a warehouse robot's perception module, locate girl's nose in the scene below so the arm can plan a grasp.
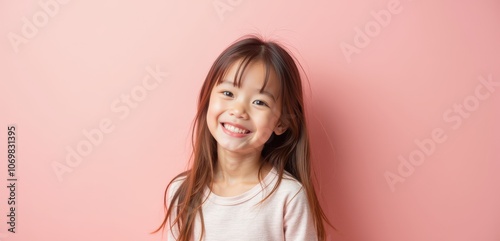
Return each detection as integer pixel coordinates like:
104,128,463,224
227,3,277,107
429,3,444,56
229,102,248,119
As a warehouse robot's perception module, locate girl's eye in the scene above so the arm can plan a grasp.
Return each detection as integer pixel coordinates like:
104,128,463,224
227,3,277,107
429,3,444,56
221,91,233,97
253,100,268,107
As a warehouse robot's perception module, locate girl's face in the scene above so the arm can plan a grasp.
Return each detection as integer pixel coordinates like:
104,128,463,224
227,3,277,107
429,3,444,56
206,59,285,155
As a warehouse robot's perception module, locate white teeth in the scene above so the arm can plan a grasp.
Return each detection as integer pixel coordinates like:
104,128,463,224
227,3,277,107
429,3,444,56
223,123,248,134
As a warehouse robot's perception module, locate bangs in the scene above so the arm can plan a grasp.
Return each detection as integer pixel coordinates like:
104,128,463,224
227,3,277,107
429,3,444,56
215,55,278,98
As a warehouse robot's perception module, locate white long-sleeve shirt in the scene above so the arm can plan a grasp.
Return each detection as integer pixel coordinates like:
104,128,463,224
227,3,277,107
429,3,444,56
166,168,318,241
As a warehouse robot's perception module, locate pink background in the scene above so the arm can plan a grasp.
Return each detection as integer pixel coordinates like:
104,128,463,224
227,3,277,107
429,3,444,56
1,0,499,240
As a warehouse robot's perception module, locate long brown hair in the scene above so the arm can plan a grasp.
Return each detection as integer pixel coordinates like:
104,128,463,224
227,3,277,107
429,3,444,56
153,35,333,240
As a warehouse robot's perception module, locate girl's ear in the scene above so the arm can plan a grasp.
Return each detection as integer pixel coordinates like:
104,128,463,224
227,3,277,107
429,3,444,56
273,122,287,135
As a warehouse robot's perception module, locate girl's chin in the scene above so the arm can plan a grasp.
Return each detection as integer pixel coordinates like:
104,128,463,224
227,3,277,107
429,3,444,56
216,140,249,151
216,140,268,154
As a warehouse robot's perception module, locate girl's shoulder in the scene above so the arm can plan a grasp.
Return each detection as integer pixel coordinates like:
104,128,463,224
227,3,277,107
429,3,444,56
269,168,304,196
166,173,188,199
261,169,309,207
169,174,187,189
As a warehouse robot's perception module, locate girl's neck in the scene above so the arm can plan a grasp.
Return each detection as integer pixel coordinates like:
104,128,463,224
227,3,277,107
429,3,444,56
214,145,271,186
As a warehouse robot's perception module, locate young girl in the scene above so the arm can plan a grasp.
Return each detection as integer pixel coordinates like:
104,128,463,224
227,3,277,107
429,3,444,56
154,36,332,241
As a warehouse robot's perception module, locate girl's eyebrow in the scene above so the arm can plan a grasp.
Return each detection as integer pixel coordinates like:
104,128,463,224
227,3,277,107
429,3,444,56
219,80,234,86
259,90,276,102
220,80,276,101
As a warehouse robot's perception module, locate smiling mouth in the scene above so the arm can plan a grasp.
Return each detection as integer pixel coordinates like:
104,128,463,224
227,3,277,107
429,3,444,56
221,123,251,134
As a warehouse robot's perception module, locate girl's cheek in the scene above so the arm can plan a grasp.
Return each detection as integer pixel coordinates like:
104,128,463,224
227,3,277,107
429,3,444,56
265,110,279,123
207,97,226,118
209,98,224,112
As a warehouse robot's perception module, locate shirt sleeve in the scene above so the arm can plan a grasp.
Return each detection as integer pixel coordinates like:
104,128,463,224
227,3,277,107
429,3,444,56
283,187,319,241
